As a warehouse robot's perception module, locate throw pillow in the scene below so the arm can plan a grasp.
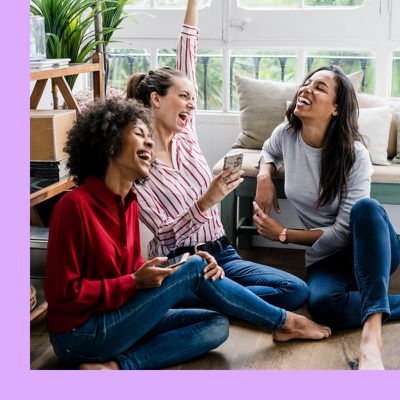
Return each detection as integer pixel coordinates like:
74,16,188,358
393,112,400,164
347,70,364,93
357,93,400,158
358,106,393,166
232,76,297,149
233,71,364,150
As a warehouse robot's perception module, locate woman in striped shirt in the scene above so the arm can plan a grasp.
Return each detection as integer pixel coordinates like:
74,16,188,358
127,1,312,319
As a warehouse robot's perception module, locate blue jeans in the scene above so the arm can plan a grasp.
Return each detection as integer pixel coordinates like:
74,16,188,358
307,199,400,329
50,255,287,370
176,245,309,311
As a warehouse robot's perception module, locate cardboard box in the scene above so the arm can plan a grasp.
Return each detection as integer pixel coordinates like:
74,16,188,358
30,109,76,161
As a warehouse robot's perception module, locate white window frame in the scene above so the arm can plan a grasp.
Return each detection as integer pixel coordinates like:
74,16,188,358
112,0,399,112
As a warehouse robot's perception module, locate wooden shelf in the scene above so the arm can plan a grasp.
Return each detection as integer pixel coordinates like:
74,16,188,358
30,178,75,208
30,54,104,113
30,63,101,81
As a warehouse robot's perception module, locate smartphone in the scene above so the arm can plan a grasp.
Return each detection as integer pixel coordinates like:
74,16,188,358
223,153,243,175
167,252,190,269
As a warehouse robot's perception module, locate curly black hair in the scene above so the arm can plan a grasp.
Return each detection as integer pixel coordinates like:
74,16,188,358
64,98,153,185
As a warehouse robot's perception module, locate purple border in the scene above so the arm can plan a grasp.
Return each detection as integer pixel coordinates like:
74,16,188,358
1,1,397,398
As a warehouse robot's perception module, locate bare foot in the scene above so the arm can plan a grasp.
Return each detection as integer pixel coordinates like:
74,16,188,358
272,311,331,342
358,314,384,370
79,360,120,370
358,340,384,370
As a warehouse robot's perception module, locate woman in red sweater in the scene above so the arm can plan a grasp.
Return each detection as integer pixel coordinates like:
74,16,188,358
45,98,230,370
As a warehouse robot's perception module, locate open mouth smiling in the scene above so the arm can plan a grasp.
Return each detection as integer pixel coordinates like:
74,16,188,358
137,151,152,164
297,96,312,105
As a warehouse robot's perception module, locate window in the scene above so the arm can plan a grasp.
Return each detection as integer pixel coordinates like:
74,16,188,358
109,0,399,110
130,0,211,8
393,51,400,98
108,48,150,90
158,48,223,110
305,50,375,93
238,0,364,7
230,49,297,110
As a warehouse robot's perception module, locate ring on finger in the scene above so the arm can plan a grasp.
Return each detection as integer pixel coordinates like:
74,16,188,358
224,178,229,185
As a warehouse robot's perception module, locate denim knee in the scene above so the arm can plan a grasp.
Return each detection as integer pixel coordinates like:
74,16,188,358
350,198,382,230
307,290,338,325
289,279,309,310
204,313,230,349
179,255,208,280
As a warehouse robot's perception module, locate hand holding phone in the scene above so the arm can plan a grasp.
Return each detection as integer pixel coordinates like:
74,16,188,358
167,252,190,269
223,153,243,175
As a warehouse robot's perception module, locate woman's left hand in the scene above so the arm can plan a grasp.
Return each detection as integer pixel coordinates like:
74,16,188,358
196,250,225,281
253,201,284,241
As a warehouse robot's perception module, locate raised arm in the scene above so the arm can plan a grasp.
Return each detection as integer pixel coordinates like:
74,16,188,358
176,0,199,106
184,0,198,27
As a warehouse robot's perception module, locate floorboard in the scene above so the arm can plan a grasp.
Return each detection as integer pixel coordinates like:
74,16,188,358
30,248,400,370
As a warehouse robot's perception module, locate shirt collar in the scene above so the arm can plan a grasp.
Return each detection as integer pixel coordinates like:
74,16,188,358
84,176,137,208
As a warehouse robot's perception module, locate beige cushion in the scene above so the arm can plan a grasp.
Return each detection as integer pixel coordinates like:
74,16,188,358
233,71,364,150
213,149,400,184
358,106,393,166
394,113,400,164
372,163,400,184
391,105,400,161
347,70,365,93
357,93,400,159
232,77,297,149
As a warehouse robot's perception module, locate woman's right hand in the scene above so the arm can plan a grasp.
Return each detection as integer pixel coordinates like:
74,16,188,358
255,174,280,215
133,257,173,289
197,167,244,212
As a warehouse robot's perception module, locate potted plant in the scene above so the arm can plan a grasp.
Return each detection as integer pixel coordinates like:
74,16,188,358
30,0,136,108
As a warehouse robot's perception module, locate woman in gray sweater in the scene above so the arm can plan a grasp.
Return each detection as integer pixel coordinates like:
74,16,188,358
254,65,400,370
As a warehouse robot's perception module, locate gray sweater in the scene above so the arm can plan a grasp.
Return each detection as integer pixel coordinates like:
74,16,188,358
260,122,373,267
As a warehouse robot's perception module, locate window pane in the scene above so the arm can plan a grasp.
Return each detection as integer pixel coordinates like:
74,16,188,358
239,0,364,6
108,48,150,90
158,48,223,110
305,50,375,93
155,0,211,7
230,49,297,110
304,0,364,5
129,0,150,7
392,51,400,98
238,0,297,7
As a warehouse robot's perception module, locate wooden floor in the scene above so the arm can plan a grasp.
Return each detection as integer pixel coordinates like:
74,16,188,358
30,248,400,370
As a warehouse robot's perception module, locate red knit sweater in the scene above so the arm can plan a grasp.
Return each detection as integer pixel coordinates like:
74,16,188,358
45,176,144,333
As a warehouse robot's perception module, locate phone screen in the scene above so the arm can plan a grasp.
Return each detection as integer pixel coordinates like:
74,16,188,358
167,252,190,269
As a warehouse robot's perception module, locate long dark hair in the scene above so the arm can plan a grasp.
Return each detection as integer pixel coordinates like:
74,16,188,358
286,65,363,208
126,67,187,106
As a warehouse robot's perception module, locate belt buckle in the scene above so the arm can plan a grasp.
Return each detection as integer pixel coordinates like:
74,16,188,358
194,242,206,252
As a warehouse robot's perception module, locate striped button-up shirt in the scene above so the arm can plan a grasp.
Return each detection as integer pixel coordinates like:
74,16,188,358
135,24,226,258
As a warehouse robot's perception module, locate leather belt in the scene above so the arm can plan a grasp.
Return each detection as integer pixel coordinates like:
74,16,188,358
167,235,231,259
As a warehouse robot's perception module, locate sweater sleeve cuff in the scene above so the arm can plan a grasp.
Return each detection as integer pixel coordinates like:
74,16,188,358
190,201,212,225
118,274,137,296
181,24,200,35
